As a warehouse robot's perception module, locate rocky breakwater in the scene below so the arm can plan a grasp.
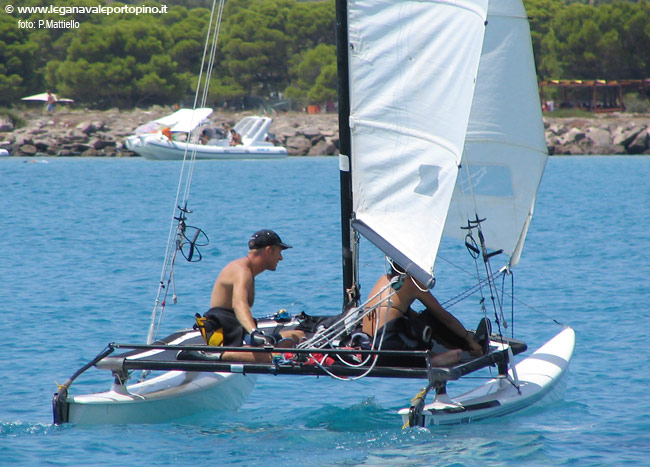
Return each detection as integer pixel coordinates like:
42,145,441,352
545,115,650,155
265,112,339,156
2,108,649,157
0,108,340,157
0,108,152,157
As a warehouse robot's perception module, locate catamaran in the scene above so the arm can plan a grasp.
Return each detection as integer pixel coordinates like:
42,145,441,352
53,0,574,427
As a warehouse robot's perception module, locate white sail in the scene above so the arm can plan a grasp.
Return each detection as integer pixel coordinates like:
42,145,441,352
445,0,548,268
348,0,489,286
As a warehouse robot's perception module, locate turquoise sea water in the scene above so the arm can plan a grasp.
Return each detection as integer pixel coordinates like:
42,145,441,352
1,156,649,465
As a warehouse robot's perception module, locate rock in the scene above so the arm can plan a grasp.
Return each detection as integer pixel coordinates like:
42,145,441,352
285,135,312,156
90,137,116,150
308,139,336,156
76,121,102,135
301,127,322,139
34,139,56,152
14,135,34,146
57,149,74,157
613,124,645,147
65,129,87,142
82,148,100,157
546,123,568,136
560,127,586,145
19,144,38,156
590,144,625,155
309,134,325,145
627,128,649,154
585,127,611,147
73,143,91,152
563,143,584,155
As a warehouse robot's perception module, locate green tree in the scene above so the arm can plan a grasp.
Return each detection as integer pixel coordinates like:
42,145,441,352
285,43,336,104
531,0,650,80
0,16,39,106
219,0,295,96
308,62,337,103
53,17,188,107
286,0,336,54
524,0,564,78
167,6,212,72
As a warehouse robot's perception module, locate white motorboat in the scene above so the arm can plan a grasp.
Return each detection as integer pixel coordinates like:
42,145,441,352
126,110,287,160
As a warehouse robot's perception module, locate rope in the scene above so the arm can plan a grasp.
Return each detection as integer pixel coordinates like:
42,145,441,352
146,0,226,346
297,275,403,381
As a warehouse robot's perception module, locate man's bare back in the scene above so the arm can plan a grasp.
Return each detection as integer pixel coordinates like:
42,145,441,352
210,256,257,333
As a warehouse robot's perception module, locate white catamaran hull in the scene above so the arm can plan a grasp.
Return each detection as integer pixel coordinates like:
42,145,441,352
58,330,258,424
67,370,257,424
127,134,287,160
399,327,575,426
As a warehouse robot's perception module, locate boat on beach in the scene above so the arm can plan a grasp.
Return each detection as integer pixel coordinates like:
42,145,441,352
53,0,574,427
125,109,287,160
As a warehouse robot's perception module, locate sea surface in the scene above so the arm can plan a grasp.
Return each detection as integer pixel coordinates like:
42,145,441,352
1,156,649,466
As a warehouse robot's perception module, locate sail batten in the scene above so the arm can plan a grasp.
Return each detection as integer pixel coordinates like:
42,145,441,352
348,0,489,284
350,117,461,158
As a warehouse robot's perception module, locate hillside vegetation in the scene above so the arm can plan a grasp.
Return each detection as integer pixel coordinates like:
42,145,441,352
2,0,649,109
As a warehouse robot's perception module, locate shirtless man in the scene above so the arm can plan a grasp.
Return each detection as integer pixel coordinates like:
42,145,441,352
205,229,297,362
229,129,242,146
362,262,483,367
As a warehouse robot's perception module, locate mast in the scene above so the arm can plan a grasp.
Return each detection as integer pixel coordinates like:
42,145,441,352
335,0,357,309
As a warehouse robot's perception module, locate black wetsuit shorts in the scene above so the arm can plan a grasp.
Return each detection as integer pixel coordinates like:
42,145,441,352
203,306,246,347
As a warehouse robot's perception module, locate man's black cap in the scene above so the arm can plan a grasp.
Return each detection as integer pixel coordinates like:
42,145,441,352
248,229,292,250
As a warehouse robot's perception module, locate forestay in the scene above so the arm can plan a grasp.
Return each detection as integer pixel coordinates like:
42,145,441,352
348,0,489,287
444,0,548,268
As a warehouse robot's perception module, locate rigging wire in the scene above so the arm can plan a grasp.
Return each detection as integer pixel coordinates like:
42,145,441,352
437,253,566,327
146,0,226,346
296,275,403,380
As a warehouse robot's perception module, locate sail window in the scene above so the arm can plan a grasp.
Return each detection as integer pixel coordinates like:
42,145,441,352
414,164,441,196
457,165,513,198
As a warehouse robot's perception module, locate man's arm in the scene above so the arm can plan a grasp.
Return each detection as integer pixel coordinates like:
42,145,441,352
231,266,257,333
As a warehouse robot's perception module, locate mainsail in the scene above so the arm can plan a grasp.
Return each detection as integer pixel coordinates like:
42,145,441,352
445,0,548,268
347,0,489,287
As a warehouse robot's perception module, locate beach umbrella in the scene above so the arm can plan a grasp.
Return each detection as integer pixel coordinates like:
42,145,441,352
21,92,74,103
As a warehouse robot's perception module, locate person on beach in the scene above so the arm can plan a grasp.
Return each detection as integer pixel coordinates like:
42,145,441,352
362,261,484,367
46,90,57,113
196,230,302,363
